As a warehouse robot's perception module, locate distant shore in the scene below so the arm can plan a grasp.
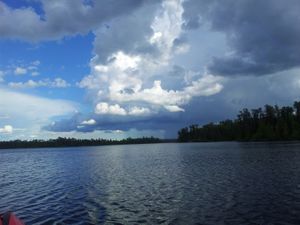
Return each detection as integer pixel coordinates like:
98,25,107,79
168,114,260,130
0,137,177,150
2,137,300,150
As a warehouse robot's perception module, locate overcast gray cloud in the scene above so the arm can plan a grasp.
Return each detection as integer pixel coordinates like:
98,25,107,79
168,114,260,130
0,0,160,42
183,0,300,76
92,1,160,63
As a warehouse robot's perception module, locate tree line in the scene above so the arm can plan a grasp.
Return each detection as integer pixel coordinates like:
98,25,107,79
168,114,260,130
0,137,163,149
178,102,300,142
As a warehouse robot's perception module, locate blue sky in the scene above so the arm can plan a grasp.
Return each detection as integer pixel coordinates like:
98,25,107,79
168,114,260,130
1,0,300,140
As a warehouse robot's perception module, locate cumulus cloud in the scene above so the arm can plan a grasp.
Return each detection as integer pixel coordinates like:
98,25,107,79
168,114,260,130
95,102,127,116
109,75,222,111
8,78,70,88
81,119,96,125
52,78,70,88
128,106,150,116
0,125,13,134
44,0,225,135
79,0,223,116
14,67,27,75
95,102,151,116
182,0,300,76
8,60,41,78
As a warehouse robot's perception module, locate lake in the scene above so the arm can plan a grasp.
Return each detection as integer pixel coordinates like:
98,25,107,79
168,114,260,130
0,142,300,224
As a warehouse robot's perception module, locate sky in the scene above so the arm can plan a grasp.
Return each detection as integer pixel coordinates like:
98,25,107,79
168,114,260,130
0,0,300,140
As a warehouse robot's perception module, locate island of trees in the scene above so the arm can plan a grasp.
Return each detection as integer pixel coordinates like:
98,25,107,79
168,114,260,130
0,137,164,149
178,102,300,142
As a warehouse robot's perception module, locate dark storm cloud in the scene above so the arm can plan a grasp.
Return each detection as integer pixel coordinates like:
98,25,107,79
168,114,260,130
92,1,160,63
0,0,160,42
43,112,180,135
183,0,300,76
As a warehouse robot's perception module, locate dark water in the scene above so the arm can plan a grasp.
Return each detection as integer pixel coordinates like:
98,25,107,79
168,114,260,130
0,142,300,225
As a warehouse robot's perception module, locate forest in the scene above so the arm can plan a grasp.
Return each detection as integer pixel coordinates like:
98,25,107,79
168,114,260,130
178,102,300,142
0,137,163,149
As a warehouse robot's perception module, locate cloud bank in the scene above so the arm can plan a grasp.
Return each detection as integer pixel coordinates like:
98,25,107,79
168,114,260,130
1,0,300,138
0,0,160,42
183,0,300,76
0,88,77,139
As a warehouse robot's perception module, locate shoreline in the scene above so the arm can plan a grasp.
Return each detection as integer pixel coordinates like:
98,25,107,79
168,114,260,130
1,138,300,150
0,138,177,150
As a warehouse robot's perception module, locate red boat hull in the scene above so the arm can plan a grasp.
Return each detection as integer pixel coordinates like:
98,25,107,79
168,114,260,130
0,212,25,225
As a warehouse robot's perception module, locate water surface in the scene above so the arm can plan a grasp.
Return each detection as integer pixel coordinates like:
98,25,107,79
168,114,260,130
0,142,300,224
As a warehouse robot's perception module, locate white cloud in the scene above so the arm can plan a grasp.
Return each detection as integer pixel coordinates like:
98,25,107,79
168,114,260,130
8,78,70,88
26,60,40,73
110,51,141,71
81,119,96,125
14,67,27,75
94,102,151,116
128,106,150,115
52,78,70,88
95,102,127,116
79,0,185,90
8,60,41,78
0,70,4,82
31,60,40,66
0,88,76,126
164,105,184,112
149,0,185,63
9,80,47,88
27,66,37,70
113,130,123,133
0,125,13,134
110,75,223,109
31,71,39,76
184,75,224,96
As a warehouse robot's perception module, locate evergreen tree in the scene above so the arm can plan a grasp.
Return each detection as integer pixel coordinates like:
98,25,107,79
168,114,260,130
178,101,300,142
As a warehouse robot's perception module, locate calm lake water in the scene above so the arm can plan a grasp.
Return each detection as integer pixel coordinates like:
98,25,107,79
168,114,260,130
0,142,300,225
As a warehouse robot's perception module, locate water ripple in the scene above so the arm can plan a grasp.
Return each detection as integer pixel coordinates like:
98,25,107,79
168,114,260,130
0,143,300,224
